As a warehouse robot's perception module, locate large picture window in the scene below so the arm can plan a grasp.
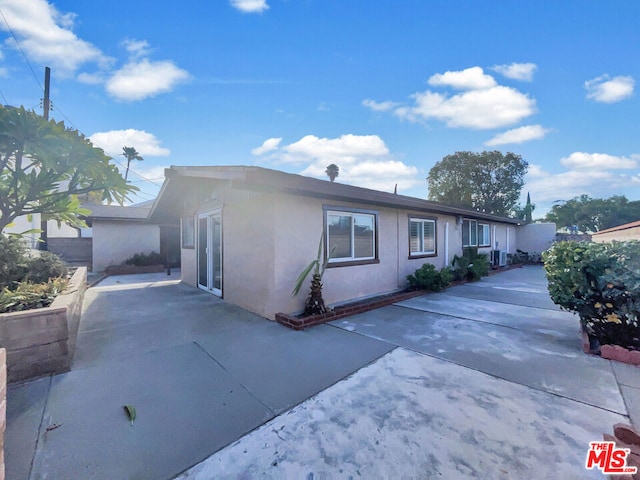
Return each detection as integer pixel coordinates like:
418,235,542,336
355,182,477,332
478,223,491,247
326,208,377,265
409,218,436,256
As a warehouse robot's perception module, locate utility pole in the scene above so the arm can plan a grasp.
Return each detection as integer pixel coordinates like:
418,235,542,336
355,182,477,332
39,66,51,250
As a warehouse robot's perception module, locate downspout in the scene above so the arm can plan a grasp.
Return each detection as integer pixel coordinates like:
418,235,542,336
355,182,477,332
506,227,510,254
396,210,401,288
444,221,449,267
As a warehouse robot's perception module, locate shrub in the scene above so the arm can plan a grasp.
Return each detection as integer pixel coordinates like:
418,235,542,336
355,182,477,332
543,241,640,350
26,251,68,284
0,235,29,289
407,263,452,291
124,251,164,266
0,278,69,313
452,251,490,281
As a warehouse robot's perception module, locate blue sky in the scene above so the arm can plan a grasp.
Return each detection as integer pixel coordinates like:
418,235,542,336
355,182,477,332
1,0,639,216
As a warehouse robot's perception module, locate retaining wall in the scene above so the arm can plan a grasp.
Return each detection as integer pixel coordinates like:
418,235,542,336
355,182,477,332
0,348,5,480
0,267,87,383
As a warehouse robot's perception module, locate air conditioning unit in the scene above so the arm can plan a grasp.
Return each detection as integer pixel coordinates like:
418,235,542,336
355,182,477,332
491,250,508,267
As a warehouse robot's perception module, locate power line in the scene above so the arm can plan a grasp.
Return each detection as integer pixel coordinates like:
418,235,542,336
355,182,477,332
111,157,164,187
0,8,43,91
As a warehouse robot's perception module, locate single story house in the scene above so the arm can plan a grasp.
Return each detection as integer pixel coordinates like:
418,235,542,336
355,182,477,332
591,220,640,243
149,166,520,320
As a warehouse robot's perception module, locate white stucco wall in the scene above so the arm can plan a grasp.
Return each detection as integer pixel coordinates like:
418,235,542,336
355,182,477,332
47,220,79,238
182,187,519,320
516,223,557,253
4,213,41,249
92,221,160,272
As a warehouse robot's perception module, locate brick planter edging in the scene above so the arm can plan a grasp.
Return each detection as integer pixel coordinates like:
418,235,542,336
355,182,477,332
0,267,87,383
601,344,640,365
276,290,426,330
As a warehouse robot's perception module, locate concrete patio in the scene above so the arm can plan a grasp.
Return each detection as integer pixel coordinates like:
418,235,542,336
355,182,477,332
6,266,640,479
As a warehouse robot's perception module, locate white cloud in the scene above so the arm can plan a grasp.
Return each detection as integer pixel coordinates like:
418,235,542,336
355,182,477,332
89,129,171,157
524,153,640,208
371,66,536,130
427,66,496,90
251,134,422,192
560,152,638,170
0,0,108,75
230,0,269,13
106,58,190,101
251,137,282,155
121,39,152,59
485,125,549,146
585,75,635,103
491,63,537,81
362,99,399,112
395,83,536,129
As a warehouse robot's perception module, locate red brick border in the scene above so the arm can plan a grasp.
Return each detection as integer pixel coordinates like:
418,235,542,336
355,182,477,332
276,290,426,330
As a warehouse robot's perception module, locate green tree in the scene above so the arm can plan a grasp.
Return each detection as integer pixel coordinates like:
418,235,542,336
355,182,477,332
427,151,528,216
0,106,136,233
513,192,535,224
325,163,339,182
122,146,144,181
545,195,640,233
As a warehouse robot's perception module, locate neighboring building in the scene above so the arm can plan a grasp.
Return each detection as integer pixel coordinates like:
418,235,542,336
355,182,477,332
85,204,160,272
591,220,640,243
149,166,520,320
6,201,179,272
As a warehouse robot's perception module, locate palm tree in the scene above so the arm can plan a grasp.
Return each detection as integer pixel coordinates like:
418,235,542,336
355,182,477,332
122,146,143,181
325,164,339,182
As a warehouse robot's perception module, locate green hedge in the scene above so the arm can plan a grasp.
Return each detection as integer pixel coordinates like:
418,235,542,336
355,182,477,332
543,241,640,350
407,263,452,291
0,235,68,290
124,251,164,266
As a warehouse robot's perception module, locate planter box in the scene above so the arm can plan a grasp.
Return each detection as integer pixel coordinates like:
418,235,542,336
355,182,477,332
0,267,87,383
104,264,164,275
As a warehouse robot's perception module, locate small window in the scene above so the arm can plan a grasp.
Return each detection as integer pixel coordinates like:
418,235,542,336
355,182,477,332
326,208,377,265
478,223,491,247
181,216,195,249
462,219,478,247
409,218,436,256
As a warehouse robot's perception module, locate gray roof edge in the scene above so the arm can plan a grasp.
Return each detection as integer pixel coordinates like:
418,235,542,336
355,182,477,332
160,165,519,225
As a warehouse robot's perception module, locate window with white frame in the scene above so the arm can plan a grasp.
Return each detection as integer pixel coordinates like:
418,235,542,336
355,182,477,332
181,216,195,249
478,223,491,247
462,219,477,247
409,217,436,256
326,209,376,264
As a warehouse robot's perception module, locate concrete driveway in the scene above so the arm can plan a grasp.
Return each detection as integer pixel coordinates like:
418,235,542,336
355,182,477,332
6,267,640,479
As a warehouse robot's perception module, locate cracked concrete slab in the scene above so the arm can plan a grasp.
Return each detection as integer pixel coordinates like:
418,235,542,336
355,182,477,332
331,304,625,414
30,342,273,480
177,348,625,479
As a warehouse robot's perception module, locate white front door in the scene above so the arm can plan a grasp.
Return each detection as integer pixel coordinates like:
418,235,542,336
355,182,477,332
197,210,222,296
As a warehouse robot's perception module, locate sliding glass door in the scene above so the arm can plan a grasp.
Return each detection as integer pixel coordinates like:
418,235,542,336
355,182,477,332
197,210,222,296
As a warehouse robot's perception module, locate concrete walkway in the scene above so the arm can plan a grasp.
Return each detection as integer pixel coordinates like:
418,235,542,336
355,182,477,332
6,267,640,479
